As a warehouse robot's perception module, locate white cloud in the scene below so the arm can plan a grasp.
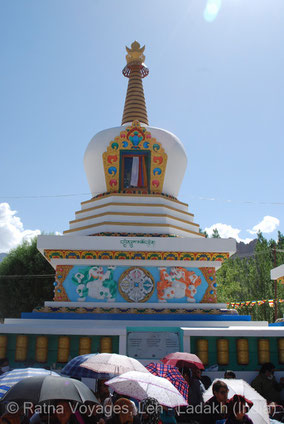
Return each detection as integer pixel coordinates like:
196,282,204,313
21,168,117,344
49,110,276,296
247,216,280,235
0,203,40,253
204,223,253,244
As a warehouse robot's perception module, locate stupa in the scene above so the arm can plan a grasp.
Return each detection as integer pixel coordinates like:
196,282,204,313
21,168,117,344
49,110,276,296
1,43,283,379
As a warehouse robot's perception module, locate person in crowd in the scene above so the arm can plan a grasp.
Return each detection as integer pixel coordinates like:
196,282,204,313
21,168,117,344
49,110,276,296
52,401,76,424
176,368,201,424
159,407,176,424
74,401,105,424
106,398,138,424
140,398,161,424
96,380,111,405
0,411,29,424
201,380,229,424
224,371,236,379
188,367,206,406
0,358,10,375
103,392,138,420
251,363,284,404
186,366,206,423
225,395,253,424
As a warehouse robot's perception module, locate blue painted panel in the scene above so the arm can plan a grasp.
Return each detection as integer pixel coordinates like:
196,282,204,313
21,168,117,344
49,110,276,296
61,265,211,303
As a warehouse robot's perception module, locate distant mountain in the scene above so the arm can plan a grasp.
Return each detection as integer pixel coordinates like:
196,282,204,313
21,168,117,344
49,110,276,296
234,239,258,258
0,253,7,262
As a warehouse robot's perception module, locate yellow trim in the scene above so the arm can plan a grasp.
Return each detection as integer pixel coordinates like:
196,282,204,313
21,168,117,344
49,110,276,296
102,122,167,194
76,202,194,217
70,211,199,227
63,221,204,237
81,193,188,207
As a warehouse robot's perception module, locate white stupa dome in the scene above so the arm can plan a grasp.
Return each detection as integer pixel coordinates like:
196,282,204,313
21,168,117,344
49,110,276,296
63,42,202,238
84,124,187,198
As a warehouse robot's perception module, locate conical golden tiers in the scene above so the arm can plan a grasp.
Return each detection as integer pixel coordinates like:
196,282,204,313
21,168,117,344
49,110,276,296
121,42,149,125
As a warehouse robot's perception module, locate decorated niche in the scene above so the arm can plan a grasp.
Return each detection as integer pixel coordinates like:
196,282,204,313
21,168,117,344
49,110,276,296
102,121,167,194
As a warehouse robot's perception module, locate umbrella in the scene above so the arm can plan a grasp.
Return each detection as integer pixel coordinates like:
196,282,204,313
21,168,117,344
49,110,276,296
106,371,188,408
61,354,112,379
80,353,149,376
161,352,204,370
0,368,59,399
203,378,269,424
1,375,98,405
146,362,189,400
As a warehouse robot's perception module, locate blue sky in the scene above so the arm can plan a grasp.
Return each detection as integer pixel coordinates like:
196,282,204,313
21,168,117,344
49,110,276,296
0,0,283,252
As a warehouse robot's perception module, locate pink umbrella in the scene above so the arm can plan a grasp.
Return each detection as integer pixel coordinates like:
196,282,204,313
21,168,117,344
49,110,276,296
106,371,188,408
161,352,204,370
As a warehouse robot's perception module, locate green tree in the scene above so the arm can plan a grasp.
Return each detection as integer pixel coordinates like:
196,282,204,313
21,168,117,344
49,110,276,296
0,238,54,319
217,232,284,322
199,228,208,238
212,228,221,238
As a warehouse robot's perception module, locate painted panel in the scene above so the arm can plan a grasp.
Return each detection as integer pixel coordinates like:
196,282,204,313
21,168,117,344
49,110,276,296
102,121,167,194
54,265,216,303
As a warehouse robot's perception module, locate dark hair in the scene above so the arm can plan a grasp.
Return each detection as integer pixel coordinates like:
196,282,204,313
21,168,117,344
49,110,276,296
224,370,236,379
178,368,191,379
212,380,228,394
260,362,275,374
227,395,253,417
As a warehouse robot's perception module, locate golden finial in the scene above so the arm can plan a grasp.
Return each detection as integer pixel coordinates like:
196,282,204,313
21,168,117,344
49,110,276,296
125,41,145,65
121,41,149,125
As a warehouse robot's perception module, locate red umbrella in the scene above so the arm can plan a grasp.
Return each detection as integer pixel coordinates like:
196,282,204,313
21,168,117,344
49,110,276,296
161,352,204,370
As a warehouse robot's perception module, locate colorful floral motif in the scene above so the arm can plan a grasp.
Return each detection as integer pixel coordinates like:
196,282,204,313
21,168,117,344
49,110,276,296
102,121,167,193
45,249,229,262
54,265,72,301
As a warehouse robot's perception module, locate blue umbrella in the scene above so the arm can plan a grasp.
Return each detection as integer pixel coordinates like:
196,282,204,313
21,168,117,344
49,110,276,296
61,354,115,379
0,368,59,399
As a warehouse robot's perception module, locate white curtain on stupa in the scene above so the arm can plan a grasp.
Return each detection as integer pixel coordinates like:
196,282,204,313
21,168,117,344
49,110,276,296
130,156,139,187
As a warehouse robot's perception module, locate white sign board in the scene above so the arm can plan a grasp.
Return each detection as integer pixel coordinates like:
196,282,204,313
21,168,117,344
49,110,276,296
127,331,180,359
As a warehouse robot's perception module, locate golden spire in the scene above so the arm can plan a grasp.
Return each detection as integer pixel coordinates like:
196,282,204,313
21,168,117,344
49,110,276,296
121,41,149,126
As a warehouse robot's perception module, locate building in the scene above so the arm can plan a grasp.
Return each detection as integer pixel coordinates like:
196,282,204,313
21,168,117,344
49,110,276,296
0,42,283,380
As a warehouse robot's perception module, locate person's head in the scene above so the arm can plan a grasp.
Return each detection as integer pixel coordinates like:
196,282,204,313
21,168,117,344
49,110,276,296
54,401,72,424
140,398,161,424
260,363,275,379
0,358,9,374
191,367,202,379
114,398,134,424
0,412,21,424
212,380,229,403
224,370,236,379
228,395,253,421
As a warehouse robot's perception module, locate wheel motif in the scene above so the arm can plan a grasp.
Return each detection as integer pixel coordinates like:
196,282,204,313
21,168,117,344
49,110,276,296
118,267,155,302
